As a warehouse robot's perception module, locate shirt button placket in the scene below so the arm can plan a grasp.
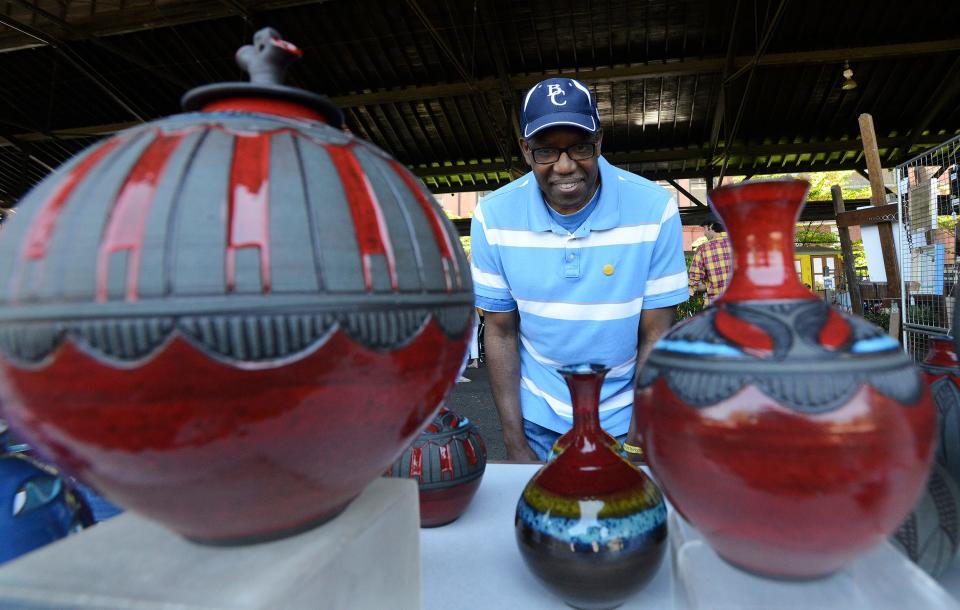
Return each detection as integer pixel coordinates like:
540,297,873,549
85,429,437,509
564,239,581,278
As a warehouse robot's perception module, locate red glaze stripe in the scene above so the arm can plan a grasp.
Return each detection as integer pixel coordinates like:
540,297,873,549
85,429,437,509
714,308,774,358
389,160,459,291
327,144,397,291
23,138,125,261
818,309,852,350
409,447,423,480
202,98,326,123
463,438,478,466
438,444,455,478
97,132,187,302
226,133,272,293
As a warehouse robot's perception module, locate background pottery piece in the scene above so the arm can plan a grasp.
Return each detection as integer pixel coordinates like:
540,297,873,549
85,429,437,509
387,406,486,527
516,364,666,610
921,335,960,486
635,179,936,579
890,462,960,578
0,29,472,543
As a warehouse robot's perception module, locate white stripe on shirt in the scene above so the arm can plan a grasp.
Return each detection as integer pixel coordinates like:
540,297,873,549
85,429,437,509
516,296,644,320
471,263,508,289
645,270,688,295
520,334,636,379
520,376,634,417
483,224,659,249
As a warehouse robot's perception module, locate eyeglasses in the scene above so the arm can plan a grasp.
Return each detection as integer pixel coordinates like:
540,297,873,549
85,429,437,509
529,143,597,165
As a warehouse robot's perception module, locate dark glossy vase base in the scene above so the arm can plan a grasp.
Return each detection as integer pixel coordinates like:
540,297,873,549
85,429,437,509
419,476,483,527
186,498,354,546
516,525,666,610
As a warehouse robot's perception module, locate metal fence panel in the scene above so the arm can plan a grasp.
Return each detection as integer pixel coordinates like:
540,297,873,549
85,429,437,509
897,135,960,361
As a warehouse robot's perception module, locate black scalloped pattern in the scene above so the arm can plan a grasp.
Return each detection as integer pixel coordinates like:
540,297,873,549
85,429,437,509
638,360,923,414
0,305,472,365
637,300,923,413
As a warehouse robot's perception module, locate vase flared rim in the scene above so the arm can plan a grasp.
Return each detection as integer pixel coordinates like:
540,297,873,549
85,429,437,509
558,363,610,376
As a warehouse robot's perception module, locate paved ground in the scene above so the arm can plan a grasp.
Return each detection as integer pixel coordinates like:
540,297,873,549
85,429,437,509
444,365,508,460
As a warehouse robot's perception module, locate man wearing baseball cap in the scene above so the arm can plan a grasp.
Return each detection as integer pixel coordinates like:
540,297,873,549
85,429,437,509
470,77,688,461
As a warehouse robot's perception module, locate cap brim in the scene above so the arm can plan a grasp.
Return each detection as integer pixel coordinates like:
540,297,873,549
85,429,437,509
523,112,598,139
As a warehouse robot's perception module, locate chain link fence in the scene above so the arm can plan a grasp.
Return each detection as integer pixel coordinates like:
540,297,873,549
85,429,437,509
897,135,960,361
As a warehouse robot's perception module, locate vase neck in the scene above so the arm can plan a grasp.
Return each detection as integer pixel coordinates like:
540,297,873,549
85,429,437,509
559,365,608,447
708,180,816,303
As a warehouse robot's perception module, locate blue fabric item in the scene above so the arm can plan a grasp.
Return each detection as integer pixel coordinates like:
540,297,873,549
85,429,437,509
546,185,601,234
470,157,688,436
520,77,600,139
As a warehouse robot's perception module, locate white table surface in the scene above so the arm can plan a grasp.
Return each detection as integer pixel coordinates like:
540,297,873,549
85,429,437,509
421,463,960,610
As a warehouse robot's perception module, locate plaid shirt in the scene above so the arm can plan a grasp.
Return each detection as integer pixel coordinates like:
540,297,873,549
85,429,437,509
688,235,732,305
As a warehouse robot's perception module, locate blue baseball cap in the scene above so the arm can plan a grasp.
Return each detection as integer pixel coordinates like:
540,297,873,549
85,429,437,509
520,77,600,139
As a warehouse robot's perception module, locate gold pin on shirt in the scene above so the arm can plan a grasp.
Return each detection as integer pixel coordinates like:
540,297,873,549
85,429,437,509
603,264,615,276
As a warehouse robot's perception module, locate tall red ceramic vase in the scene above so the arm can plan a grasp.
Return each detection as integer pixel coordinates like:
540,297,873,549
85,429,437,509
635,179,936,579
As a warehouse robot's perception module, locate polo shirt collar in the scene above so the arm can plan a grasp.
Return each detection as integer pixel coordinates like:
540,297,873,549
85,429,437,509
525,156,620,233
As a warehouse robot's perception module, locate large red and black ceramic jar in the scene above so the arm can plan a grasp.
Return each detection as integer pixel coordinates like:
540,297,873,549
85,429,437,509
0,29,473,544
635,179,936,579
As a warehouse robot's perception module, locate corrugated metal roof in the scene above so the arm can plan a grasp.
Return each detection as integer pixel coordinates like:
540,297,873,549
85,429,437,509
0,0,958,205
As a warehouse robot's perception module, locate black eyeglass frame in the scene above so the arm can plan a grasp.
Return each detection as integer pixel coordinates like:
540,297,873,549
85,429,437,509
528,142,598,165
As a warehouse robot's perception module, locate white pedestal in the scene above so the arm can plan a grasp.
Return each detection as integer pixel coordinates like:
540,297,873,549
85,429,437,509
670,511,960,610
0,477,421,610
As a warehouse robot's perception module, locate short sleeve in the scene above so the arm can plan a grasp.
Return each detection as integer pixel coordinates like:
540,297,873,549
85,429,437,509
470,202,517,311
642,199,689,309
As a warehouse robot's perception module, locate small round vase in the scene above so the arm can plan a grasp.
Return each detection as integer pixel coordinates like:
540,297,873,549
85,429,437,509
516,364,666,610
388,407,486,527
920,335,960,486
635,179,936,580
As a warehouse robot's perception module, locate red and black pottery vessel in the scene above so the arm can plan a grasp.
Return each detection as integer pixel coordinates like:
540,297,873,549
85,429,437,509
387,406,487,527
635,179,936,579
0,29,473,544
920,335,960,487
516,364,666,610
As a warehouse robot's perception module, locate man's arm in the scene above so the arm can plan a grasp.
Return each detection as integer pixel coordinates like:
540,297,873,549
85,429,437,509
626,306,676,448
482,310,538,462
688,249,707,293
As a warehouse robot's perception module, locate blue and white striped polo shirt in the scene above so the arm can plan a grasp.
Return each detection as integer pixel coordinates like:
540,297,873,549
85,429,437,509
470,157,688,435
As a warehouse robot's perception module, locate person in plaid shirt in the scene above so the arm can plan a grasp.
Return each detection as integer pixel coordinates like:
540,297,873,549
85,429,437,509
688,222,732,306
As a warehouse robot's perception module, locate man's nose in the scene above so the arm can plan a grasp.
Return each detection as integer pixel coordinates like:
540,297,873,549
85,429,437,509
553,151,577,173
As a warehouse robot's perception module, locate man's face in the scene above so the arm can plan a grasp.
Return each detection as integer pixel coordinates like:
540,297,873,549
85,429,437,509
704,225,716,240
519,127,602,214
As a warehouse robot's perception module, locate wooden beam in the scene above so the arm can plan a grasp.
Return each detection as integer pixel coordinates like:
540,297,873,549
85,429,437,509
209,39,960,108
858,113,901,300
832,185,863,316
666,178,706,207
835,203,898,228
855,169,894,195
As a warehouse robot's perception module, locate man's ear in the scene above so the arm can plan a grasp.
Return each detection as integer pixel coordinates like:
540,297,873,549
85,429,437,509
519,138,534,167
594,129,603,155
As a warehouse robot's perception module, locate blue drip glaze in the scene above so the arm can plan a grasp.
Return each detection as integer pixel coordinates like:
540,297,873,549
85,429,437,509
851,336,900,353
516,497,667,547
654,339,746,357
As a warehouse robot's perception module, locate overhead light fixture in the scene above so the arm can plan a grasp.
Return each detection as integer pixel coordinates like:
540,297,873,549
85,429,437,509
841,61,857,91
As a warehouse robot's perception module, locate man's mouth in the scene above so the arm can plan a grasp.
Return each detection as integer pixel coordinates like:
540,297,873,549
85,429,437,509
554,181,582,193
